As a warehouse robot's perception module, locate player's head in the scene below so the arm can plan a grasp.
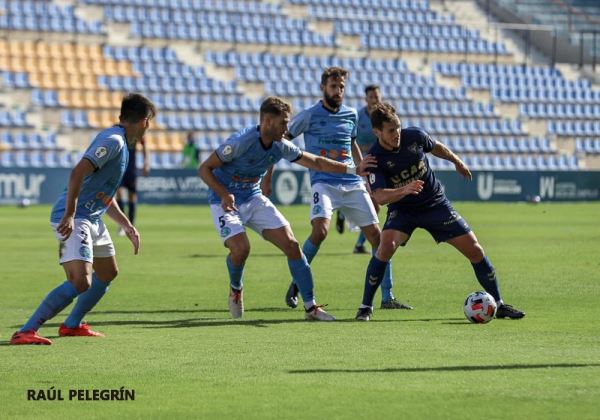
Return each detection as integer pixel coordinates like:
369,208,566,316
371,102,401,150
260,96,292,141
320,67,348,109
364,85,382,110
119,93,156,141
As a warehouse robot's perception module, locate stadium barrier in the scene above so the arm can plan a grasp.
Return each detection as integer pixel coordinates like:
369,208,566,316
1,168,599,206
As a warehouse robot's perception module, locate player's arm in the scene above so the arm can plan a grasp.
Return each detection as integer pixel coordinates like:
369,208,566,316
431,142,472,180
56,158,96,239
295,151,376,176
261,165,274,197
198,152,237,211
371,181,425,206
141,139,150,176
106,201,140,255
351,138,363,166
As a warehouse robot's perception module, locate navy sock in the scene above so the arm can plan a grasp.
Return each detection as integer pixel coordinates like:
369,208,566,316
373,249,394,302
128,201,136,225
226,255,244,290
356,231,366,247
288,256,315,304
20,281,79,332
63,273,110,328
472,256,502,302
116,198,124,212
361,256,389,307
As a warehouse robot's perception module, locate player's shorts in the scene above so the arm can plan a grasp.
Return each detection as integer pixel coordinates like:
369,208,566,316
51,218,115,264
310,182,378,228
120,170,137,193
383,199,471,244
210,194,290,243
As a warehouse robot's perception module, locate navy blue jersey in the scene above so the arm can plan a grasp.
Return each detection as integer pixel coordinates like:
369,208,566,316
367,127,446,210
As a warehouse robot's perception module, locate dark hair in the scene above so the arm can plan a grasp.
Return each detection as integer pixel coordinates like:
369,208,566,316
370,102,400,130
321,67,349,85
119,93,156,123
260,96,292,120
364,84,380,95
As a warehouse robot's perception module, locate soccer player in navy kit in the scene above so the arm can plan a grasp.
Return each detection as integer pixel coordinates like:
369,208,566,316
11,93,156,345
355,103,525,321
199,97,374,321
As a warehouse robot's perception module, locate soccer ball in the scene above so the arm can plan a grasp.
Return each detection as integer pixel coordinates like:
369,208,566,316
463,291,497,324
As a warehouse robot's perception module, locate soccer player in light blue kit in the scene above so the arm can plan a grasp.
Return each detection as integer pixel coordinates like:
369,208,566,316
10,93,156,345
199,97,374,321
284,68,410,310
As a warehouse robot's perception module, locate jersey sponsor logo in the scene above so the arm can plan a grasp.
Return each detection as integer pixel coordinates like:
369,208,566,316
222,145,233,156
408,143,419,154
95,147,107,159
312,204,322,215
390,160,426,187
220,227,231,237
79,246,92,259
319,148,349,160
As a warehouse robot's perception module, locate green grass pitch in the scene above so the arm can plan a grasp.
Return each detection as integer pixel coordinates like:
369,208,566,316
1,202,599,419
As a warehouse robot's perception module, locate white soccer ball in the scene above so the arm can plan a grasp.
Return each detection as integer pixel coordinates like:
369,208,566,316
18,198,31,208
463,291,497,324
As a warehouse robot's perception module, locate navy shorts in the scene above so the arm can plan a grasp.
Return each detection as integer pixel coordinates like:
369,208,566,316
383,199,471,244
120,170,137,192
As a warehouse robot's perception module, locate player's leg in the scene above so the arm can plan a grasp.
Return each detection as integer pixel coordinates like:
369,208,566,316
356,229,410,321
285,184,334,308
354,198,378,254
127,189,137,226
335,210,345,234
263,226,334,321
11,223,94,345
447,232,525,319
211,203,249,318
60,219,117,336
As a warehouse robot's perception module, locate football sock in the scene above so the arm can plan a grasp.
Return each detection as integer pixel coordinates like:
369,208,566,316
301,239,320,264
287,255,314,304
20,281,79,332
361,256,389,307
116,198,124,212
356,231,366,247
472,256,502,302
226,255,244,290
374,249,394,302
128,201,136,225
63,273,110,328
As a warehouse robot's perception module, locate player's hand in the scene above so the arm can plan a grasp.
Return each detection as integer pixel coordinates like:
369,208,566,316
221,194,238,212
398,180,424,198
123,224,140,255
455,160,472,180
357,155,377,176
56,215,75,239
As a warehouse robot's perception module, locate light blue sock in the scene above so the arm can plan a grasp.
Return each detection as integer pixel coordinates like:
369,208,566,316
287,256,315,303
372,249,394,302
302,239,320,264
226,255,244,290
356,231,366,247
64,273,110,328
20,281,79,332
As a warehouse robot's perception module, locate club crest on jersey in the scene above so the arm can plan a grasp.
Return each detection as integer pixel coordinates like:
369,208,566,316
222,145,233,156
408,143,419,154
386,161,395,168
95,146,107,159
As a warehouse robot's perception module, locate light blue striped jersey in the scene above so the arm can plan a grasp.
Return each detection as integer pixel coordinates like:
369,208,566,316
51,125,129,223
288,101,361,186
208,125,302,205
